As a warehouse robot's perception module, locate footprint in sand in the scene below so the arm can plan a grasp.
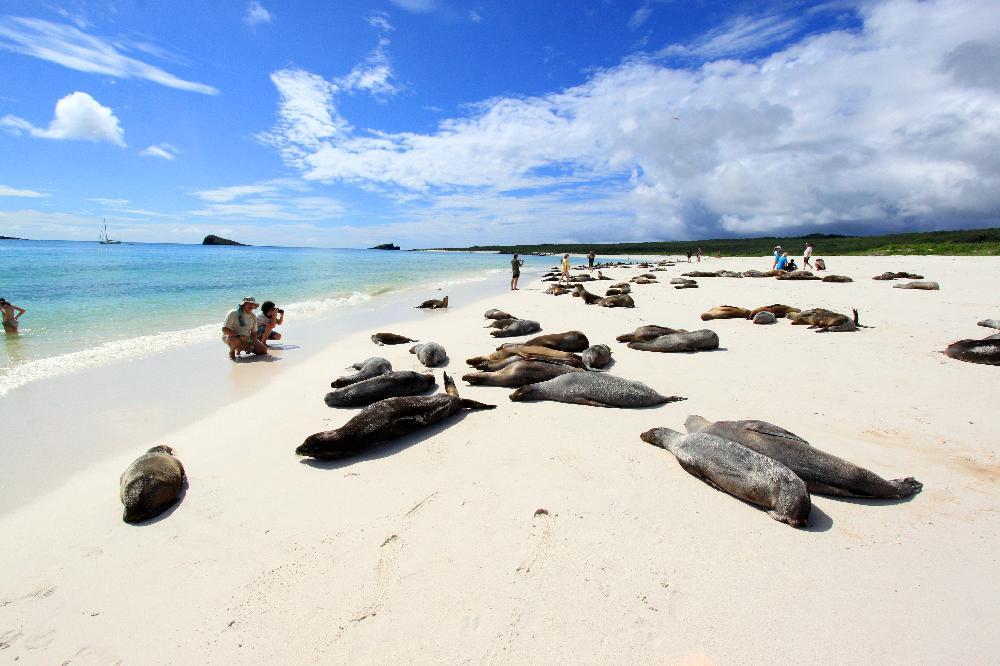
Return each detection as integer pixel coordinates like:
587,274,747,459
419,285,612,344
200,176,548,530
24,629,56,649
515,509,554,576
350,534,403,623
0,628,23,649
0,584,56,608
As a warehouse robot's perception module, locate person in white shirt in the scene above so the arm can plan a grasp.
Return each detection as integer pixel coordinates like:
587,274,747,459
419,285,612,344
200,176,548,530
257,300,285,341
221,296,267,361
803,242,814,268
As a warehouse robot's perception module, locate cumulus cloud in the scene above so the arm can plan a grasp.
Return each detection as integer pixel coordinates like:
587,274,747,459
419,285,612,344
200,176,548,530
0,184,48,197
0,16,219,94
257,0,1000,242
1,92,125,146
244,2,273,27
140,143,179,160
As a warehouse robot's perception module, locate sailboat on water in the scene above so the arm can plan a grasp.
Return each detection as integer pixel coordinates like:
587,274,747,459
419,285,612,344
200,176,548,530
99,221,122,245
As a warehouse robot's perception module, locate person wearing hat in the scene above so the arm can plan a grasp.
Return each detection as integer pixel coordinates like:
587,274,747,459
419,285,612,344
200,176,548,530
0,297,26,334
222,297,267,360
772,245,783,270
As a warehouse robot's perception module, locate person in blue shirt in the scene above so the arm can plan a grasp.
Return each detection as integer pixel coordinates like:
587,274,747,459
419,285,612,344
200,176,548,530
775,252,790,271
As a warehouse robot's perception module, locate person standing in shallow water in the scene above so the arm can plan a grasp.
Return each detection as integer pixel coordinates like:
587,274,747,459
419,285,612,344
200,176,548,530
510,253,524,290
0,298,26,334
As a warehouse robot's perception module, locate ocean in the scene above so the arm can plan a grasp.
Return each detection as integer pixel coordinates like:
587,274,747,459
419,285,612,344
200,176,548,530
0,241,555,396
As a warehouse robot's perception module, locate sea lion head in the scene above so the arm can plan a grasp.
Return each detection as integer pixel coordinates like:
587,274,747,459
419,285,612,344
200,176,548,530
508,384,539,402
296,430,351,460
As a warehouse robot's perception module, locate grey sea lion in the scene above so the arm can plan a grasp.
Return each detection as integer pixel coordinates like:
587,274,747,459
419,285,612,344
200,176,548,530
821,275,852,283
491,319,542,337
332,357,393,388
776,270,821,281
715,270,743,278
682,271,718,278
120,445,186,523
372,332,417,345
503,331,589,353
893,280,939,290
670,277,696,285
573,284,603,304
752,311,776,324
409,342,448,367
978,319,1000,329
298,373,495,460
484,309,514,320
741,270,768,278
463,360,583,387
325,371,436,408
943,338,1000,365
581,344,612,370
674,283,699,289
605,287,629,296
640,428,810,528
684,415,924,499
701,305,751,321
627,329,719,352
485,317,519,329
630,277,657,284
596,294,635,308
509,373,684,408
416,295,449,309
747,304,800,319
616,325,686,343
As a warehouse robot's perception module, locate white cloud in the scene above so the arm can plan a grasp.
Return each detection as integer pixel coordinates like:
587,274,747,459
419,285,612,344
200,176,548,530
660,12,804,59
1,92,125,146
337,37,400,98
389,0,439,13
367,12,393,32
140,143,178,160
190,180,346,221
0,184,48,197
0,16,219,94
258,0,1000,241
244,2,273,27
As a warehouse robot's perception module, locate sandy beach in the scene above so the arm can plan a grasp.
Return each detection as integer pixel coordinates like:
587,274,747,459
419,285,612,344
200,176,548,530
1,255,998,664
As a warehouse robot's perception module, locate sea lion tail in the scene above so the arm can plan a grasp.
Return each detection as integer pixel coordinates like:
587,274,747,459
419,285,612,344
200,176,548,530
684,415,711,433
443,372,459,397
640,427,683,451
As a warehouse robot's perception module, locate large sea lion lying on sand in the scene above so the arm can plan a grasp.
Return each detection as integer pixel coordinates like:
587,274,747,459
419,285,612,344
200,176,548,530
616,325,686,343
325,371,436,407
701,306,751,321
684,416,923,499
410,342,448,367
485,309,515,320
509,373,684,408
627,329,719,352
747,304,800,319
120,445,186,523
498,331,589,353
332,357,392,388
893,280,940,290
372,332,417,345
416,295,449,309
545,285,569,296
943,338,1000,365
787,308,865,332
299,374,495,460
463,360,583,387
491,319,542,338
872,271,923,280
821,275,852,283
776,270,821,281
641,428,811,528
467,345,583,370
597,294,635,308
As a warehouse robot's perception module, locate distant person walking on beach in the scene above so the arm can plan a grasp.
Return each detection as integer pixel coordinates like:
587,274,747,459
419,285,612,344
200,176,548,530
587,251,596,270
696,247,702,263
803,242,814,269
0,298,25,334
222,296,267,361
560,253,571,284
686,249,692,262
772,245,783,270
511,253,524,290
257,301,285,341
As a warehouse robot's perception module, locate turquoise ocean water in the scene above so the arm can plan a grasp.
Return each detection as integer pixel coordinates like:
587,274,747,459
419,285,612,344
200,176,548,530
0,241,553,396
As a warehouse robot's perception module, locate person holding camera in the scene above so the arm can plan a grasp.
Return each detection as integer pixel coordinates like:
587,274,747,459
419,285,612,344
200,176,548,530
257,300,285,342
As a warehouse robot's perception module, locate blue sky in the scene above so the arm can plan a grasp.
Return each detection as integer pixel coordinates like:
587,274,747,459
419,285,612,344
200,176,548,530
1,0,998,247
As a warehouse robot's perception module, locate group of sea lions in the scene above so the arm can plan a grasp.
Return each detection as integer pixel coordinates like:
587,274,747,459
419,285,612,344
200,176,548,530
696,303,866,332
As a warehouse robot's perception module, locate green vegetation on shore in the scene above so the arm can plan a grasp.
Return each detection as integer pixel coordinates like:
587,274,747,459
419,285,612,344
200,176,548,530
424,228,1000,256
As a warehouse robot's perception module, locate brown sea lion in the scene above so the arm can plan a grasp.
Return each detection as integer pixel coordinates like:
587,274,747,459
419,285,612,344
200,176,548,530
416,295,449,309
573,284,603,304
372,332,417,345
685,415,923,499
120,445,186,523
468,345,582,369
641,428,810,528
701,305,751,321
682,271,718,278
485,317,519,329
298,373,495,460
605,287,628,296
873,271,923,280
787,308,865,332
670,277,696,285
776,271,821,281
630,277,657,284
616,325,686,343
742,270,768,278
596,294,635,308
674,283,699,289
814,258,826,271
747,304,801,319
627,329,719,352
596,271,612,280
821,275,852,283
499,331,589,353
509,373,684,408
545,285,569,295
462,360,583,387
715,270,742,278
484,309,514,320
943,338,1000,365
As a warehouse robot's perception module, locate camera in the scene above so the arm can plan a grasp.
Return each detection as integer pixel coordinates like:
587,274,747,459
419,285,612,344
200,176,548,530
277,308,284,314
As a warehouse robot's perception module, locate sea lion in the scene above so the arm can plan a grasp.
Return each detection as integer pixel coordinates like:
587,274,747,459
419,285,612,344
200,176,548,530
541,276,559,282
416,295,449,309
502,331,589,353
752,311,776,325
674,283,699,289
545,285,569,296
298,373,495,460
605,287,628,296
742,270,768,278
120,445,186,524
616,325,686,343
491,319,542,337
873,271,923,281
761,270,785,277
943,338,1000,365
484,309,514,320
324,371,436,408
715,270,743,278
814,258,826,271
670,278,696,285
776,271,821,281
821,275,852,283
409,342,448,368
582,344,612,370
788,308,865,332
597,294,635,308
485,317,520,329
372,332,417,345
630,277,657,285
509,373,684,408
627,329,719,352
610,282,630,289
468,345,583,369
978,319,1000,329
684,415,924,499
332,357,393,388
747,304,801,319
640,428,810,528
572,284,603,304
701,306,751,321
596,271,612,280
893,280,940,290
463,360,583,387
682,271,718,278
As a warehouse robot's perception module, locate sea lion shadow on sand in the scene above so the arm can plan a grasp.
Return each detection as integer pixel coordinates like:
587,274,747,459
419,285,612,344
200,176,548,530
802,504,833,532
127,482,189,526
235,354,281,363
264,343,301,351
299,412,474,470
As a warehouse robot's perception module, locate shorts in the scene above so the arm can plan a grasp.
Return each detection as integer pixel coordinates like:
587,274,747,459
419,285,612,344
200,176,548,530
257,326,279,340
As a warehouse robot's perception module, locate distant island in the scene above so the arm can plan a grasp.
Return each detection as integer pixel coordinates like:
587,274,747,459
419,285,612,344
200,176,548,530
0,235,27,240
370,243,401,250
419,228,1000,257
203,234,248,246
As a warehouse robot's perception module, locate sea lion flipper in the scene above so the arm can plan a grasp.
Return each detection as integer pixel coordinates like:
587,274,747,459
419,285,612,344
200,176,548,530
460,399,497,411
443,372,459,397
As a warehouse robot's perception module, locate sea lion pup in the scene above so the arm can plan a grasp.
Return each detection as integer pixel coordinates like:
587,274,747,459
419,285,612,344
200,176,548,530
747,304,801,319
372,332,417,345
409,342,448,368
485,317,520,329
332,357,393,388
416,295,449,309
545,285,569,296
596,270,612,280
299,373,496,461
509,373,684,408
893,280,940,290
120,445,186,524
597,294,635,308
484,309,514,320
752,311,777,325
616,325,686,343
502,331,589,352
701,305,751,321
821,274,852,282
627,329,719,352
463,360,583,387
491,319,542,338
978,319,1000,329
581,344,612,370
684,415,924,499
640,428,810,528
573,284,603,305
788,308,864,332
943,338,1000,365
325,371,436,408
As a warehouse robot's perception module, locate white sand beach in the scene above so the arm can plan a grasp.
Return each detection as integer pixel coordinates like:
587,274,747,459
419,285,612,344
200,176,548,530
1,255,998,664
